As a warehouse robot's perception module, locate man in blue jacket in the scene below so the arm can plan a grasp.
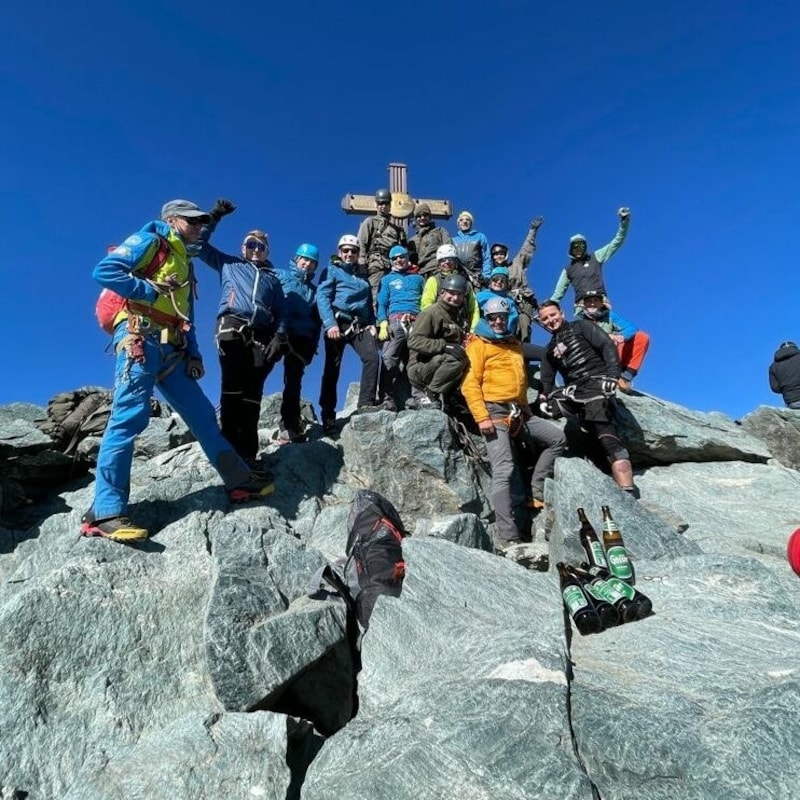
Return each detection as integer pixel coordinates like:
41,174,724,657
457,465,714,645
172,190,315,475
194,204,288,465
316,235,381,433
275,243,322,441
452,210,491,285
376,245,425,410
81,199,274,542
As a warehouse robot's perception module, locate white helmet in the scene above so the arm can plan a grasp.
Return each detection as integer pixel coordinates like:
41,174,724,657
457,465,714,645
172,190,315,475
436,244,457,261
483,297,510,316
338,234,359,249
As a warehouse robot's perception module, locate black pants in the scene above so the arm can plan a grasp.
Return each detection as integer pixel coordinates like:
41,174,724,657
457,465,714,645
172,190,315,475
218,332,280,461
318,329,379,421
277,334,317,430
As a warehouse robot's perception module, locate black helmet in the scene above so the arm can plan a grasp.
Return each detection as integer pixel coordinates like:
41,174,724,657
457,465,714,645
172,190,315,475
440,274,467,294
579,290,605,303
375,188,392,204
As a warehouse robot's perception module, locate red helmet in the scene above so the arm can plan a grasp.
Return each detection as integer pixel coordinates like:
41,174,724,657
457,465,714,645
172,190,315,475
787,528,800,577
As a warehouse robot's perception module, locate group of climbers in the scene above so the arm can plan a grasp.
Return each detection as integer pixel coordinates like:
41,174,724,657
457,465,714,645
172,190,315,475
83,191,652,545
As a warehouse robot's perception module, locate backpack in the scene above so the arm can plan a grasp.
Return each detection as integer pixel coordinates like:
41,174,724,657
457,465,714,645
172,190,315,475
311,490,407,630
95,236,172,334
37,388,114,454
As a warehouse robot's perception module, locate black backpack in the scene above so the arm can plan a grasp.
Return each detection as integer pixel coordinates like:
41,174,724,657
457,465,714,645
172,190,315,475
312,490,407,630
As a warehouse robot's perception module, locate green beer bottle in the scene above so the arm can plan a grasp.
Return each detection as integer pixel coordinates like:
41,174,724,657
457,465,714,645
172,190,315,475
572,565,636,624
578,507,608,571
581,562,652,620
601,505,635,584
557,562,602,635
566,564,619,628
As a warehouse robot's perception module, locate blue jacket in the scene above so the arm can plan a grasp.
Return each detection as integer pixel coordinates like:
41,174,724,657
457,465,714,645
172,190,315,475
195,225,287,335
278,261,321,339
316,259,375,330
453,229,492,279
94,220,201,359
376,270,425,321
476,288,520,337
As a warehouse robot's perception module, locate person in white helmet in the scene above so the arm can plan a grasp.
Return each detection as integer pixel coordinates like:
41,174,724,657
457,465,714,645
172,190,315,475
316,235,381,434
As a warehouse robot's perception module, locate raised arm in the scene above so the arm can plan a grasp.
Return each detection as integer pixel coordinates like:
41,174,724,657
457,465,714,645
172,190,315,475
594,208,631,264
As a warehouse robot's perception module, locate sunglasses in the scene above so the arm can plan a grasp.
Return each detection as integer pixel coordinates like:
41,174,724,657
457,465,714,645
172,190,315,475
391,254,407,261
490,276,508,283
180,216,207,227
244,240,267,252
486,313,508,322
340,247,359,254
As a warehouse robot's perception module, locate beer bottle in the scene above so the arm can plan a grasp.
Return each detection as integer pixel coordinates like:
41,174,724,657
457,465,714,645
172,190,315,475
556,562,602,636
565,564,619,628
572,565,636,624
578,507,608,571
581,562,652,620
601,505,635,584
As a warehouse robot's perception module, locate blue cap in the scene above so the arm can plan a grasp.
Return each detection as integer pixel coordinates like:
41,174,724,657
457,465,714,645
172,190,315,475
389,245,408,259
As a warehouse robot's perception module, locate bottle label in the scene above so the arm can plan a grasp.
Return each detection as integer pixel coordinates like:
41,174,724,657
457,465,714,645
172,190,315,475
563,585,588,614
597,579,625,602
590,541,609,568
606,576,635,600
584,581,612,603
607,546,633,580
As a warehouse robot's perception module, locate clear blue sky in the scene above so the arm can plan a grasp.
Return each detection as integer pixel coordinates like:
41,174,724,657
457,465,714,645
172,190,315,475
2,1,797,419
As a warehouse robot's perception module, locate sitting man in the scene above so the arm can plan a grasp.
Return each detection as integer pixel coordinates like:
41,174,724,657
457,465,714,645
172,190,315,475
769,341,800,409
537,299,639,497
407,274,472,409
462,297,566,549
576,290,650,393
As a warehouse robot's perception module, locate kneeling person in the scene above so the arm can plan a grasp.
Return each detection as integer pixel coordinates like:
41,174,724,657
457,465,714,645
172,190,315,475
462,298,566,546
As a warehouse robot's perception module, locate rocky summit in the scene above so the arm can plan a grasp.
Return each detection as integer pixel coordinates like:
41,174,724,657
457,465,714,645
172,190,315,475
1,389,799,800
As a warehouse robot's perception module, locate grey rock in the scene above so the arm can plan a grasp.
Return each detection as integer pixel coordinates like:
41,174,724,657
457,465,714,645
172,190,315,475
339,408,489,520
303,538,593,800
740,404,800,471
63,710,291,800
0,418,53,456
0,402,46,428
635,460,800,563
615,393,772,465
413,512,492,551
549,456,702,569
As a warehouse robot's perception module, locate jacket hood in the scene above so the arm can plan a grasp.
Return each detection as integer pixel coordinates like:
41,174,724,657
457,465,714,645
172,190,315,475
143,220,172,237
474,318,514,341
774,342,800,361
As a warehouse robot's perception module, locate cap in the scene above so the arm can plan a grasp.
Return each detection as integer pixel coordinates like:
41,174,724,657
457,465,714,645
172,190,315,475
161,199,211,221
788,528,800,577
389,245,408,259
415,203,432,217
490,266,510,280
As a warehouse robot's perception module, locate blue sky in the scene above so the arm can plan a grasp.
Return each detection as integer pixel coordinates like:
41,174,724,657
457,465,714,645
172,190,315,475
2,1,797,419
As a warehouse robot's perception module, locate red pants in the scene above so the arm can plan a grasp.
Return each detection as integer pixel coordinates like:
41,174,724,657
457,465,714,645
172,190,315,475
618,331,650,376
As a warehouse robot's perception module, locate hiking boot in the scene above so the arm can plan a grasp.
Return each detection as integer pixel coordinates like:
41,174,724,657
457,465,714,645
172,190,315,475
617,377,633,394
381,398,398,412
280,427,307,444
246,458,272,479
404,397,420,410
621,484,641,500
229,473,275,503
322,417,338,436
80,511,148,542
356,403,382,414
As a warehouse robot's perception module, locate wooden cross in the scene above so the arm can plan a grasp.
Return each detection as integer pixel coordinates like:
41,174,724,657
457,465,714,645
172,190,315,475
340,162,452,229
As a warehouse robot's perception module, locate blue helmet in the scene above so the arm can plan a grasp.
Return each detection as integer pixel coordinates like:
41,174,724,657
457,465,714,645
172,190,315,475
295,243,319,263
389,245,408,259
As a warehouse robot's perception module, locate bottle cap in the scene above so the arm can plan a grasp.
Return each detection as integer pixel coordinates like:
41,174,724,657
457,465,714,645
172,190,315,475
788,528,800,577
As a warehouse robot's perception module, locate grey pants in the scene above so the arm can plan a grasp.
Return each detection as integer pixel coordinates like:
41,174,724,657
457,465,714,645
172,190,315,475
382,320,422,401
484,405,566,542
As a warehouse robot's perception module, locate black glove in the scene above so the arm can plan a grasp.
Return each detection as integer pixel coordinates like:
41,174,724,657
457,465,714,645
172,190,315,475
600,377,618,397
531,216,544,230
210,198,237,222
443,343,467,362
186,357,204,380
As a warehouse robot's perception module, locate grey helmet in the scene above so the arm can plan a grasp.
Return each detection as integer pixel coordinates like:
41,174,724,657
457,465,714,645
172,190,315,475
440,274,468,294
375,188,392,204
